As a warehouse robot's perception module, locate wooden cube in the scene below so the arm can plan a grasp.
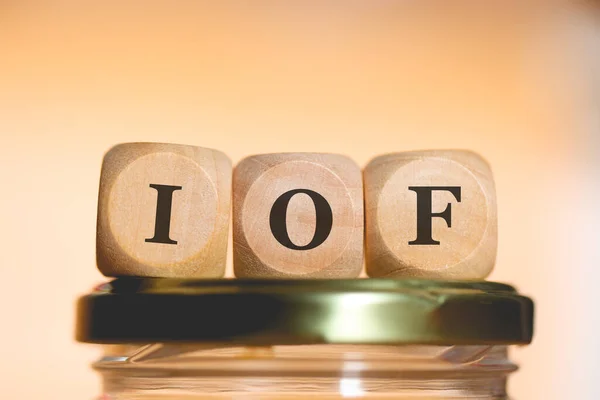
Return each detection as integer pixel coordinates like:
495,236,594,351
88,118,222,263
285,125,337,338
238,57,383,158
233,153,364,278
364,150,497,279
96,142,232,278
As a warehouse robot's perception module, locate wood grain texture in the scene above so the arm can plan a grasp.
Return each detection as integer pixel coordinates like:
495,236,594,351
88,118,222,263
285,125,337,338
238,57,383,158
364,150,497,279
233,153,364,278
96,142,231,277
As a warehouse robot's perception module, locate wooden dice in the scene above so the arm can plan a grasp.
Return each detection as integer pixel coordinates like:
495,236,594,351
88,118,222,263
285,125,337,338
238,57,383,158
96,144,498,281
233,153,364,278
96,143,232,278
364,150,497,279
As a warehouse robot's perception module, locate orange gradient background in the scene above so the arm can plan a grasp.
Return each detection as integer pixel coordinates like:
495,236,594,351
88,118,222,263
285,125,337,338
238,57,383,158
1,1,599,399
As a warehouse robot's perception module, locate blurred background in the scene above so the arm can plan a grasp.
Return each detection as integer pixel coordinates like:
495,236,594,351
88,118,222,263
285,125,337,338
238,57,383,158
0,1,598,399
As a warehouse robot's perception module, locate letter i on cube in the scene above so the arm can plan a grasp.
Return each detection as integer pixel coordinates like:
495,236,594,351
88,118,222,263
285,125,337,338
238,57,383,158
96,143,232,278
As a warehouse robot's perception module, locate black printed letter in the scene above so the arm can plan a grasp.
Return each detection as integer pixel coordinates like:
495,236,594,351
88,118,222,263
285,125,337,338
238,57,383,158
408,186,462,245
269,189,333,250
145,184,183,245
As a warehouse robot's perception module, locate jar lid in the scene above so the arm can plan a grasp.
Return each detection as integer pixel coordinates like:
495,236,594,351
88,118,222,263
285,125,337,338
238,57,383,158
76,278,534,345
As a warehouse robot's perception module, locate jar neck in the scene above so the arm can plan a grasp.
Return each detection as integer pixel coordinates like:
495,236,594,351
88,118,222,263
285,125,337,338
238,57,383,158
96,344,517,399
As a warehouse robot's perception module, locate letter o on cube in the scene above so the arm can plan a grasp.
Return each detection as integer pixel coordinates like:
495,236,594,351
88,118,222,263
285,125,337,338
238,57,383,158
233,153,364,278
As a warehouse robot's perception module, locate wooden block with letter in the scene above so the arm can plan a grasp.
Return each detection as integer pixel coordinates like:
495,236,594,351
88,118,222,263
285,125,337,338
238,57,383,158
364,150,497,279
96,142,232,278
233,153,364,278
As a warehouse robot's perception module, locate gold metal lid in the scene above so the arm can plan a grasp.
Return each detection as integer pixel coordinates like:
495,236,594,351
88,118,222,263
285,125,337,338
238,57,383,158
76,278,534,345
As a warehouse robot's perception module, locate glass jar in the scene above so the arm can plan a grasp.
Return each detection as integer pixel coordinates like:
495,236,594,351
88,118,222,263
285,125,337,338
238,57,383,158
77,279,533,399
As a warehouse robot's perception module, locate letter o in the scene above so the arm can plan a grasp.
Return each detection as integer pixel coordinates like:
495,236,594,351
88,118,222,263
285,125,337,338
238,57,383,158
269,189,333,250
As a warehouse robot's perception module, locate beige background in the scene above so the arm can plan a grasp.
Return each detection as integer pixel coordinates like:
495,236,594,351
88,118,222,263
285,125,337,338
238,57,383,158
1,1,598,399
